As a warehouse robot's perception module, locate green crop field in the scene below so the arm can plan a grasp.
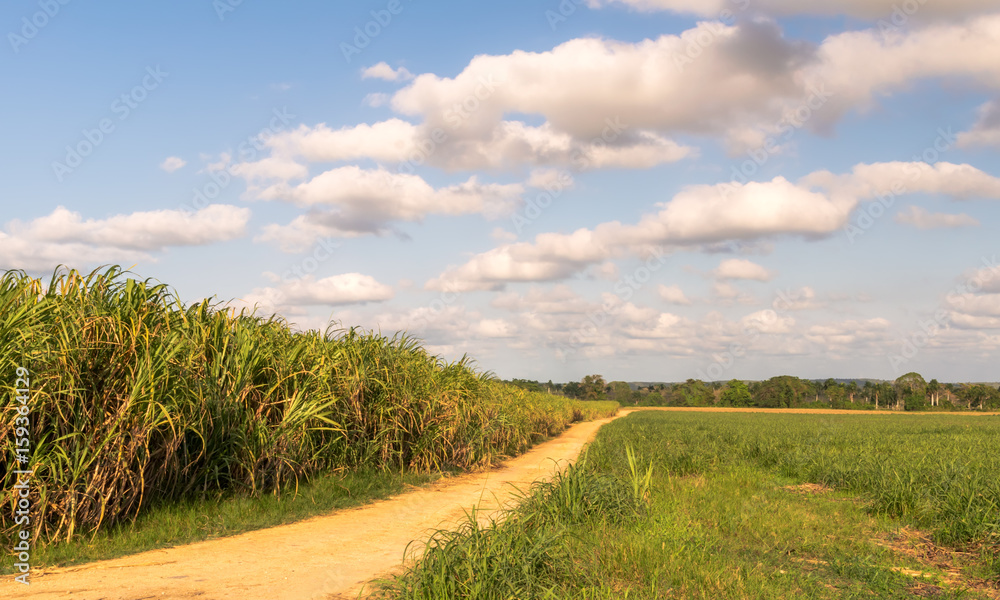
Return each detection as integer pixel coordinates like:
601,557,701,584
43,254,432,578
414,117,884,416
376,410,1000,599
0,267,617,567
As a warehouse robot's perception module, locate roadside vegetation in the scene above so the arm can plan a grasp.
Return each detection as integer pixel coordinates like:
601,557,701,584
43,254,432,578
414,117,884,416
376,411,1000,599
0,266,617,568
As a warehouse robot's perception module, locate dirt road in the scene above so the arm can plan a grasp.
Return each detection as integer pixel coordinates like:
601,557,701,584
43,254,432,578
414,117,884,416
10,413,627,600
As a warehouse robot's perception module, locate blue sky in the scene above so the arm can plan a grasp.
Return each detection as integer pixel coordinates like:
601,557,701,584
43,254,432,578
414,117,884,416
3,0,1000,383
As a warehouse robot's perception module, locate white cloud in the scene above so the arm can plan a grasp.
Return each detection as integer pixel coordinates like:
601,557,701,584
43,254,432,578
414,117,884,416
586,0,999,19
160,156,187,172
426,228,617,292
492,284,594,315
229,156,309,182
473,318,518,338
527,168,574,190
254,118,692,173
491,227,518,242
237,16,1000,178
262,119,422,165
242,273,394,313
426,161,1000,291
946,293,1000,317
894,206,980,229
0,205,251,271
741,309,795,334
361,62,415,82
958,98,1000,148
804,161,1000,202
392,16,1000,156
713,258,774,281
363,92,391,108
803,318,894,356
658,284,693,305
252,166,524,249
391,23,816,149
949,312,1000,329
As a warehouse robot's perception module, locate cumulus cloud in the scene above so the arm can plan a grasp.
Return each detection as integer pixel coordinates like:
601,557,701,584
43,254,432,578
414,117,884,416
232,15,1000,178
804,161,1000,202
426,228,616,292
946,293,1000,317
0,205,251,271
160,156,187,172
426,161,1000,291
894,206,980,229
250,118,692,173
363,92,391,108
241,273,394,313
958,98,1000,148
390,22,816,150
804,318,894,355
585,0,999,19
252,166,524,250
393,16,1000,157
361,62,414,82
658,284,693,305
713,258,774,281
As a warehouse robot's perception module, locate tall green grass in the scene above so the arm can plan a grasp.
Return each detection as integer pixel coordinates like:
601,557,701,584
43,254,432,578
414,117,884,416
0,266,617,546
375,458,648,599
587,412,1000,570
378,411,1000,599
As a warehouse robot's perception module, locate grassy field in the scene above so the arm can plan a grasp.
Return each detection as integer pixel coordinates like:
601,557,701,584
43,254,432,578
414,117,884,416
376,411,1000,599
0,266,618,564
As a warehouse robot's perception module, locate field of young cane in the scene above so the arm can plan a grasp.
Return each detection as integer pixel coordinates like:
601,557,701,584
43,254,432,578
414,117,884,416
0,266,617,559
374,411,1000,599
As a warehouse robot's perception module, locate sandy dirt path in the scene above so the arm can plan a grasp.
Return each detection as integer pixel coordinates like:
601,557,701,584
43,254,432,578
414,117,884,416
10,412,629,600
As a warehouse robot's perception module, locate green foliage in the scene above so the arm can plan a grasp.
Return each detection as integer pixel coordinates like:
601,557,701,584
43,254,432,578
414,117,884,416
719,380,752,407
0,266,619,547
643,392,664,406
606,380,633,404
750,375,812,407
562,381,583,399
582,374,607,401
666,379,714,407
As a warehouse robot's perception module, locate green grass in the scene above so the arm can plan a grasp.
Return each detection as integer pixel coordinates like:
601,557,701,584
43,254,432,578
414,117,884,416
374,411,1000,599
4,468,439,574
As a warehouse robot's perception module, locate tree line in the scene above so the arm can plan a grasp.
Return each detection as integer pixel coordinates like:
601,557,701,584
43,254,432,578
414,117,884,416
504,373,1000,412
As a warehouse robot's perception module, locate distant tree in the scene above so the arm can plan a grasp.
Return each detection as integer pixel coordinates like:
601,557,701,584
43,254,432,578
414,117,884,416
826,383,848,408
606,381,633,404
846,381,859,404
959,384,998,410
581,374,607,401
507,379,543,393
926,379,942,408
667,379,715,407
895,372,928,411
751,376,811,408
563,381,583,399
644,392,665,406
719,379,753,407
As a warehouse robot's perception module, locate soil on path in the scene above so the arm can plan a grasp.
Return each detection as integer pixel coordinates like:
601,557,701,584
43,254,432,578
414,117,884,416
10,412,629,600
